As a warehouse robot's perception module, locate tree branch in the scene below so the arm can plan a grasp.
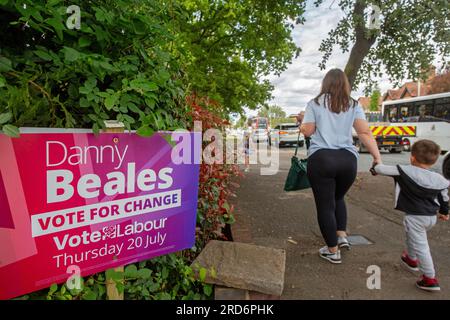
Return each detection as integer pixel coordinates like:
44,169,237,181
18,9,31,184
345,0,377,87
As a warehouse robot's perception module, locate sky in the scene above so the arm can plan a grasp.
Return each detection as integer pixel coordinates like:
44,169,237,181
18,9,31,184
246,0,393,117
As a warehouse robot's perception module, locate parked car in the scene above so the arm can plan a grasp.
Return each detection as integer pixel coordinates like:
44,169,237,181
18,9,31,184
443,151,450,179
270,123,304,147
251,127,270,143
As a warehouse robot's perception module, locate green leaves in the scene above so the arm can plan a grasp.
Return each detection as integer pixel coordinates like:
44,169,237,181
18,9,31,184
93,7,115,24
158,292,174,300
124,264,152,280
80,77,98,94
25,255,214,301
126,102,143,115
45,17,64,41
222,201,231,214
105,268,124,282
137,268,152,279
203,284,213,297
34,49,53,61
198,267,207,282
120,255,213,300
0,112,12,124
78,37,92,48
136,125,154,137
2,124,20,137
0,57,12,72
1,0,189,134
63,47,81,62
177,0,305,113
130,17,146,35
42,275,105,301
104,94,119,110
124,265,138,278
129,78,158,93
48,284,58,296
81,290,98,300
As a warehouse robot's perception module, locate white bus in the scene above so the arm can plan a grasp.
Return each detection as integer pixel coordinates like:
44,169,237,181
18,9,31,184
382,92,450,152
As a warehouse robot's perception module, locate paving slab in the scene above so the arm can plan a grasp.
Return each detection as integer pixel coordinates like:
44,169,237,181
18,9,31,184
191,240,286,296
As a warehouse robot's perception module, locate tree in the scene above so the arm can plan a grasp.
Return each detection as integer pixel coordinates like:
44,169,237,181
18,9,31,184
316,0,450,90
369,86,380,111
234,115,247,129
429,69,450,94
0,0,186,135
258,105,286,119
176,0,307,113
0,0,308,135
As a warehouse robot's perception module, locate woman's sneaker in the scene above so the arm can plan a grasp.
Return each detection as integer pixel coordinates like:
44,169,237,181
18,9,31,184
338,236,351,250
319,246,341,264
401,252,419,272
416,275,440,292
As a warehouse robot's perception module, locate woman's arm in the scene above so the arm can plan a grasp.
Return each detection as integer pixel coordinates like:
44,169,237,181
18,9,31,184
300,123,315,137
353,119,381,165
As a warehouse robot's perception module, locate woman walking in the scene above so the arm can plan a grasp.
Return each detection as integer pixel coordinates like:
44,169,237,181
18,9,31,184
300,69,381,264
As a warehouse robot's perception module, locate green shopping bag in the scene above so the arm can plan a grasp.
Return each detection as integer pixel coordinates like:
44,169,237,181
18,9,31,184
284,132,310,191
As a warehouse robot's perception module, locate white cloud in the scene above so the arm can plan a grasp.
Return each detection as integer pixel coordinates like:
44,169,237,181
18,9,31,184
250,0,394,117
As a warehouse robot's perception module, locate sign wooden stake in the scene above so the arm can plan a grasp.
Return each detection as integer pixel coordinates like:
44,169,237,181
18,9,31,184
104,120,125,300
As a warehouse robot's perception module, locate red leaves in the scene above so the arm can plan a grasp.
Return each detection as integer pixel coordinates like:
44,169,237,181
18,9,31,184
186,94,229,130
186,95,240,244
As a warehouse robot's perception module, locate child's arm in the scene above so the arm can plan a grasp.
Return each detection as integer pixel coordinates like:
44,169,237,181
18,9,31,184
373,164,400,176
438,189,449,221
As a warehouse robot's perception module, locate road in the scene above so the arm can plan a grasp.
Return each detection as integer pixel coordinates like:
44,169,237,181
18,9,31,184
232,145,450,299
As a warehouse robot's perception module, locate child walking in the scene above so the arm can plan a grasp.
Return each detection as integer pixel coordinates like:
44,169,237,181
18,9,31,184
373,139,449,292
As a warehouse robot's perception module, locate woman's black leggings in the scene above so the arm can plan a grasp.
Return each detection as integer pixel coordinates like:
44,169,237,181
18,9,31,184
307,149,357,248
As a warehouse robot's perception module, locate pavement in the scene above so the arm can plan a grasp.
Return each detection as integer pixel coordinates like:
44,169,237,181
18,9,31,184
232,146,450,299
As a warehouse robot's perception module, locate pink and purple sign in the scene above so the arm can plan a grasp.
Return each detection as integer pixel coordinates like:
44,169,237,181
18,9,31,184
0,130,200,300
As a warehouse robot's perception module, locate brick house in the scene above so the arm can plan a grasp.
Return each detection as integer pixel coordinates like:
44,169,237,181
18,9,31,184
358,66,437,111
382,66,436,102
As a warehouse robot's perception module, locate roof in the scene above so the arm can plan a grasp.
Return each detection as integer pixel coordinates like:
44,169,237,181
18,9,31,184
401,81,431,98
383,89,402,101
382,66,437,101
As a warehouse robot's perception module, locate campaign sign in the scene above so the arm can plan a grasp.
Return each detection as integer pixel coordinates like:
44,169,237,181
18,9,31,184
0,130,200,299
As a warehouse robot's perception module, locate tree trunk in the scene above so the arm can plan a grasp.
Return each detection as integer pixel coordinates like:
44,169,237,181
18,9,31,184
344,0,377,88
345,37,376,88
